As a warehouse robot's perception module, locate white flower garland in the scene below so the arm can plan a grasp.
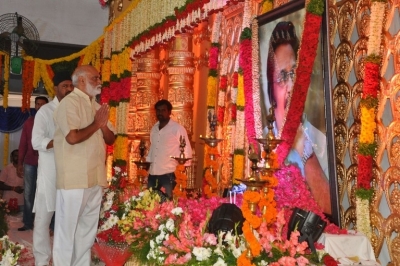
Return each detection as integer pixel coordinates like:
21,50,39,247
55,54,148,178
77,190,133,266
356,197,372,238
251,18,263,139
367,2,385,56
241,0,252,30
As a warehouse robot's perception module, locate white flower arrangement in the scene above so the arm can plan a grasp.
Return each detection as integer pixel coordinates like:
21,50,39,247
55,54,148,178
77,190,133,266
0,235,24,266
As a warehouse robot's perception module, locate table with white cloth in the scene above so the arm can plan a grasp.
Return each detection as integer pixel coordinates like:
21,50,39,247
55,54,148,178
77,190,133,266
319,231,380,265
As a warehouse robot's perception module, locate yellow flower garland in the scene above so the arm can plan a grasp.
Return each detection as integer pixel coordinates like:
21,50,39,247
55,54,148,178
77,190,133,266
102,59,111,82
233,154,245,183
206,76,217,107
360,106,376,144
237,73,245,106
1,52,10,108
3,133,9,167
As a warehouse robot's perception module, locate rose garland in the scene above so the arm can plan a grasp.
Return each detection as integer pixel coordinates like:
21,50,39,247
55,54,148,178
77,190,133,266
355,0,386,238
240,27,259,153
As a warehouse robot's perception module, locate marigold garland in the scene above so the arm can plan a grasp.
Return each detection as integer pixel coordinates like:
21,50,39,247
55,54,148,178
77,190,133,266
1,53,10,108
21,60,35,112
173,165,188,199
203,146,219,198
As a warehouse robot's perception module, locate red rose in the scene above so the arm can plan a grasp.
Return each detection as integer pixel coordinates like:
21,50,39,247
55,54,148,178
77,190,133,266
323,255,338,266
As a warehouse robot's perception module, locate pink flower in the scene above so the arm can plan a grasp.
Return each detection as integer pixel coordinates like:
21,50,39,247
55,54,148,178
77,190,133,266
203,233,217,245
278,256,297,265
296,256,310,266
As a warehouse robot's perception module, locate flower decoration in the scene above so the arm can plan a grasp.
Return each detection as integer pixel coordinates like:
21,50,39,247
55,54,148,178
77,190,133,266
0,199,9,237
354,0,386,238
97,166,129,245
173,165,188,199
0,235,24,266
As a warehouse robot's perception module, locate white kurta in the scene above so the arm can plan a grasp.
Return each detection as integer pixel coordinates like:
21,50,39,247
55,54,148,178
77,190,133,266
32,97,59,212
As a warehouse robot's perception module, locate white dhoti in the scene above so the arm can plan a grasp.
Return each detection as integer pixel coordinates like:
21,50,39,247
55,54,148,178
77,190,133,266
33,191,54,266
52,185,103,266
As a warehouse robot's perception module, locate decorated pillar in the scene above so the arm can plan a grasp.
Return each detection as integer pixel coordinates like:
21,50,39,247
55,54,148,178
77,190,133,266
135,49,161,140
167,33,195,188
127,59,139,181
167,33,195,139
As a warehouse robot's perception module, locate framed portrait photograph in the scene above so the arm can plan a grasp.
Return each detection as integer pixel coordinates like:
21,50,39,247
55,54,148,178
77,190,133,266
257,0,339,225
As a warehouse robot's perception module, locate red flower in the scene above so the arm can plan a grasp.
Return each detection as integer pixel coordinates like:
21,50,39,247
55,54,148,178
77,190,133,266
323,254,338,266
232,72,238,87
101,86,110,104
219,76,227,90
357,154,373,189
362,62,379,98
217,107,225,123
278,12,322,162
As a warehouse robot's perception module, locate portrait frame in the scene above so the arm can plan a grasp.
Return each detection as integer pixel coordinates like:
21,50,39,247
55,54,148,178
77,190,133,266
257,0,340,225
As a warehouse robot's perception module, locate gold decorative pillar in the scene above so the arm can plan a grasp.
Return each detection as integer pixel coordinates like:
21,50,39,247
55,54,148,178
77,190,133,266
167,33,195,139
128,59,139,181
167,33,196,187
135,49,161,140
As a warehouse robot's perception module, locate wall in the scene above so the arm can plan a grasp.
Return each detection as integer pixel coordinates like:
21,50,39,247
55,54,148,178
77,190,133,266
0,0,108,45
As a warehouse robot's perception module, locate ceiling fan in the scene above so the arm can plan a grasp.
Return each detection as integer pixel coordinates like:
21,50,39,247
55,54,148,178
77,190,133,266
0,12,40,74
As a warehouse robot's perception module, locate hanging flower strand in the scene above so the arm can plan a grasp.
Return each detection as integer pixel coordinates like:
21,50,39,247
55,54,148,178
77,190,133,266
355,0,386,238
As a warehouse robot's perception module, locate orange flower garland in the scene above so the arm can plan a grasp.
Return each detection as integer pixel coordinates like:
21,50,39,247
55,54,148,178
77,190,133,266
0,53,10,108
21,60,35,112
203,146,219,198
173,165,187,199
240,190,262,262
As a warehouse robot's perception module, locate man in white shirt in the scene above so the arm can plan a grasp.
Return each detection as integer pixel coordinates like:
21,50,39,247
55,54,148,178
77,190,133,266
147,99,192,199
31,72,74,266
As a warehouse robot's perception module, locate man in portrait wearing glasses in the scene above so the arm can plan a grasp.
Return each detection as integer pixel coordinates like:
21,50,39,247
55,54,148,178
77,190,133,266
263,21,331,214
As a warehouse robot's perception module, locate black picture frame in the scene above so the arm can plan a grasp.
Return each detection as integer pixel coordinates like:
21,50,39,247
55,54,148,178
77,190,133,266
257,0,339,226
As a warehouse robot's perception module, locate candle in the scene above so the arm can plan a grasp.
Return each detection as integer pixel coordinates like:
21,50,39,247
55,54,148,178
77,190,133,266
233,192,236,205
229,191,232,204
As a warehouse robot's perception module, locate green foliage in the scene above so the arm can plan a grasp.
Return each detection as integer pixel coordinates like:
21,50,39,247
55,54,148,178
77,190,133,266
358,142,377,156
238,67,243,75
114,159,127,167
307,0,325,16
51,57,80,75
365,54,382,64
211,42,221,48
360,97,379,109
356,188,374,200
240,28,252,41
208,69,219,77
133,241,151,264
234,149,245,155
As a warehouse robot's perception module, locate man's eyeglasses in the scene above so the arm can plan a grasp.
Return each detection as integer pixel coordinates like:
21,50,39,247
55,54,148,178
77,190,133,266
275,69,296,85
